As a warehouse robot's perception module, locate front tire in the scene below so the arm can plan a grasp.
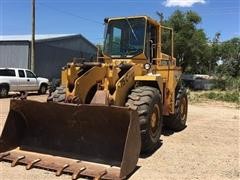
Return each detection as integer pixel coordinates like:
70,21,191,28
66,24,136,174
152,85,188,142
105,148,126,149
126,86,163,153
47,86,66,102
164,86,188,131
38,84,48,94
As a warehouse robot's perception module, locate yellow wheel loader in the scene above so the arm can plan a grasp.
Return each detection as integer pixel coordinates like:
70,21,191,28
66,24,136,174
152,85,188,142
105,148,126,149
0,16,188,179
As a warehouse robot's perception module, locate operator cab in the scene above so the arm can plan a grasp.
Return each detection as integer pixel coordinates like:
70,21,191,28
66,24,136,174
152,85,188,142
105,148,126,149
103,16,159,62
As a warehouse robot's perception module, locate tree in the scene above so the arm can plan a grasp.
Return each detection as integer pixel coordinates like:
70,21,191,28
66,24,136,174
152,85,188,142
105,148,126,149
216,37,240,77
162,10,209,73
159,10,239,77
208,32,222,74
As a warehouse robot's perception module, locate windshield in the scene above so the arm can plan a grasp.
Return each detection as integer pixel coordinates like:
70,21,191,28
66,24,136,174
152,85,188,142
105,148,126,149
103,17,146,58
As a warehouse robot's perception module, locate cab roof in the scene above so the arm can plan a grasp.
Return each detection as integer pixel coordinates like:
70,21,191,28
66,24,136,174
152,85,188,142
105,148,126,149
0,67,31,71
107,15,160,26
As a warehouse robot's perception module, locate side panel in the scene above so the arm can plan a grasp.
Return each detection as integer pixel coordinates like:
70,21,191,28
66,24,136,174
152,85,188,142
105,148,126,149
9,70,19,91
113,67,135,106
16,70,28,91
157,66,182,115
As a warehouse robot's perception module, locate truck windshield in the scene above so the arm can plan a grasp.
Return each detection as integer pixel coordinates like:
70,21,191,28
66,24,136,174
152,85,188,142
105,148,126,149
103,18,146,58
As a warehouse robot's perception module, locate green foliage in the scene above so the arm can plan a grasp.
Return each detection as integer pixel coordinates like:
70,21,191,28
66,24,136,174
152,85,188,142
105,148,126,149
189,90,240,104
202,91,239,103
161,10,239,78
163,10,209,73
216,38,240,77
189,76,239,104
213,76,240,90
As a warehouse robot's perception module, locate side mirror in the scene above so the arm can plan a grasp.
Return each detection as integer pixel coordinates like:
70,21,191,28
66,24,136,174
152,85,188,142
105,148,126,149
149,40,154,64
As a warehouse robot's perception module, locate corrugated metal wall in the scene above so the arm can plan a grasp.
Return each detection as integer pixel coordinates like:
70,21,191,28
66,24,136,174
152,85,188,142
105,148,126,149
0,41,29,69
39,35,97,57
0,35,97,80
35,44,81,79
35,35,97,79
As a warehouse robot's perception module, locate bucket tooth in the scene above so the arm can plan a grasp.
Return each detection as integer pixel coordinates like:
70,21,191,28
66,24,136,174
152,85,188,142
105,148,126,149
26,158,41,170
94,169,107,180
72,167,86,180
0,152,10,161
11,155,25,167
56,164,69,176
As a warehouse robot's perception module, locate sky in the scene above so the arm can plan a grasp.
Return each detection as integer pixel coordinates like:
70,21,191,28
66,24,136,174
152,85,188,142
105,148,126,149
0,0,239,44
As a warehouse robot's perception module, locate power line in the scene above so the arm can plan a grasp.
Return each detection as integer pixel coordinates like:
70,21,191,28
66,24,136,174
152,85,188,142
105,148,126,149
38,3,103,25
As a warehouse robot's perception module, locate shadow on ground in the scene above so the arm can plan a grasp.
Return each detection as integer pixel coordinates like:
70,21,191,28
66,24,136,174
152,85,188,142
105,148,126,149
162,126,187,136
140,126,187,159
140,140,163,158
162,128,175,136
126,165,141,179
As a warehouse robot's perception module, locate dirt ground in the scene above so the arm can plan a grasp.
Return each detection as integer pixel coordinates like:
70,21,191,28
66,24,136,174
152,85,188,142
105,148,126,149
0,94,239,180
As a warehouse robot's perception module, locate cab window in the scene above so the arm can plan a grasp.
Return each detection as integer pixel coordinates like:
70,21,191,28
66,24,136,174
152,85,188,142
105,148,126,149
26,70,36,78
146,22,158,62
0,69,16,76
18,70,25,78
104,17,146,58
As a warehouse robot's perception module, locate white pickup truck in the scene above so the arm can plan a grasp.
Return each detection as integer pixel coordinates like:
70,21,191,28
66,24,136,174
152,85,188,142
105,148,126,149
0,68,49,98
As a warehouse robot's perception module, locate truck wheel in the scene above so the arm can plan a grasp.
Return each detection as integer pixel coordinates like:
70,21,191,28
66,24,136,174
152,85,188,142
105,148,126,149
164,86,188,131
47,86,66,102
49,79,60,93
38,84,47,94
126,86,163,153
0,85,9,98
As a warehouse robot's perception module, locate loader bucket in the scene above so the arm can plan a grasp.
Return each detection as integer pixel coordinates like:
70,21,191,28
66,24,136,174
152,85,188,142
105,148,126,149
0,99,141,179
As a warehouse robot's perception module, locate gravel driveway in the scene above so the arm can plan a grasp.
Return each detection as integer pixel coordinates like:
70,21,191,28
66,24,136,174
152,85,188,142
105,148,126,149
0,95,239,180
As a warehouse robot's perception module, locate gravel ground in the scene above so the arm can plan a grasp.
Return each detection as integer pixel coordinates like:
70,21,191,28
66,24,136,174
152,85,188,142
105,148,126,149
0,94,239,180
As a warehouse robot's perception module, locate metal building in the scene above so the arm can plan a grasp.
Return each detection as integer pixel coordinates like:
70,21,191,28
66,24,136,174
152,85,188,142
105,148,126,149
0,34,97,80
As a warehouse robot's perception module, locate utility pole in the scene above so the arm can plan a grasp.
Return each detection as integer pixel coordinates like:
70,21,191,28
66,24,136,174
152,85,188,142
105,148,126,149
31,0,35,72
156,11,164,24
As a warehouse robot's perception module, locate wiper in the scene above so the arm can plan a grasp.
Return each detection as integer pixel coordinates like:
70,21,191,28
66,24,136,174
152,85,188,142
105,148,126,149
125,18,138,41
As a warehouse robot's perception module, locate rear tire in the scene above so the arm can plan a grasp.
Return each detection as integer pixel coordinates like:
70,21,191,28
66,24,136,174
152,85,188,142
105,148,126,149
164,86,188,131
0,85,9,98
126,86,163,153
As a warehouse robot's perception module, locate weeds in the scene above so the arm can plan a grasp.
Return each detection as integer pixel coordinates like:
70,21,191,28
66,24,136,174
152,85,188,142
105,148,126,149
213,76,240,91
189,90,240,104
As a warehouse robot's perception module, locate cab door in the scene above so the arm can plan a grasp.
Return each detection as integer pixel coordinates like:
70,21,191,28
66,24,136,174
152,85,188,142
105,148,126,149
25,70,38,91
146,22,158,63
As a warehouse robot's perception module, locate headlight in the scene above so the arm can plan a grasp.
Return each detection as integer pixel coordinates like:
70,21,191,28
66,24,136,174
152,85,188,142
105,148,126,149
144,63,151,70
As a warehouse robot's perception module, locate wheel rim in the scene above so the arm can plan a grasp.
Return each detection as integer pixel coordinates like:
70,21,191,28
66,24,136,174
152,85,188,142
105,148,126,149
150,104,160,137
180,97,187,123
0,88,7,97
